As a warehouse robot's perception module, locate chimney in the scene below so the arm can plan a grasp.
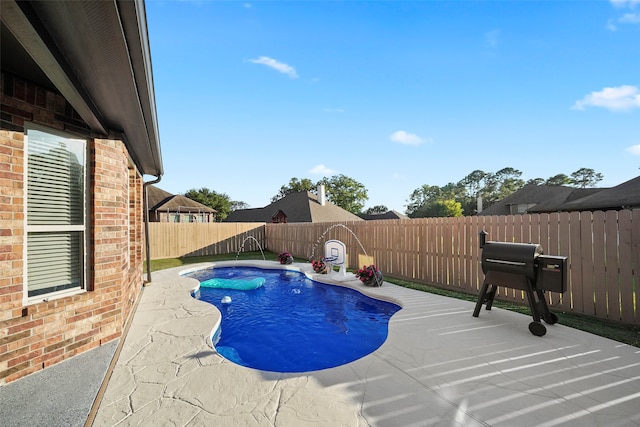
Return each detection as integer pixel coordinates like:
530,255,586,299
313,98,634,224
477,195,483,213
317,184,326,206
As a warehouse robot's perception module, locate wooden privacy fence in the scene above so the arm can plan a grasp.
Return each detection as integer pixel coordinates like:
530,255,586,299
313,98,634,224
266,210,639,325
148,222,266,259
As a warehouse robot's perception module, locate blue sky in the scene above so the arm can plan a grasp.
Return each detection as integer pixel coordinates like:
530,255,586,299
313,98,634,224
146,0,640,213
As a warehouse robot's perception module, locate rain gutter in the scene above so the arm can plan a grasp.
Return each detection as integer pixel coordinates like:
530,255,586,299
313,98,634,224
143,175,162,284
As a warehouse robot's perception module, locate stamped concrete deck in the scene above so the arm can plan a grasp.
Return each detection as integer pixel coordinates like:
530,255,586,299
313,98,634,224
93,261,640,426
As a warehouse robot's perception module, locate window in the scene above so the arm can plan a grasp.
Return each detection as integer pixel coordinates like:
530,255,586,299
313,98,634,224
24,127,87,301
509,203,538,215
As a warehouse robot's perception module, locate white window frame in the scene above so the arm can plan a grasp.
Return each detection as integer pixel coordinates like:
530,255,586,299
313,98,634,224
23,124,88,303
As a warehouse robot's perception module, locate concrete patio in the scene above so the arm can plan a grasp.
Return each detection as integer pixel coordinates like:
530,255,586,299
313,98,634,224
91,261,640,426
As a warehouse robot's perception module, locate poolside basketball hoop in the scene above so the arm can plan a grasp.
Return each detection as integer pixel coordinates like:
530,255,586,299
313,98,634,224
324,240,347,277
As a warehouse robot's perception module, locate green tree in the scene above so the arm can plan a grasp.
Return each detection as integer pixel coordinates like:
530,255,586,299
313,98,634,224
545,174,572,186
318,174,368,214
405,167,604,218
570,168,603,188
363,205,389,215
526,178,545,185
406,183,465,217
438,199,464,217
271,178,316,202
231,201,249,211
409,168,528,216
183,188,242,221
457,171,489,215
412,199,463,218
493,167,525,200
459,170,487,198
406,184,443,217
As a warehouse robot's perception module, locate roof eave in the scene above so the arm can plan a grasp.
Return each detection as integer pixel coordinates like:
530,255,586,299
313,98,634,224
1,0,163,177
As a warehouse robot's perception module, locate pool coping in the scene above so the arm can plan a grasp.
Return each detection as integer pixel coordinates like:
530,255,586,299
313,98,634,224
92,260,640,426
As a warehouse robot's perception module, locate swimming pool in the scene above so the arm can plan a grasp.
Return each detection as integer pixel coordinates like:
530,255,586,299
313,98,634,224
187,266,401,373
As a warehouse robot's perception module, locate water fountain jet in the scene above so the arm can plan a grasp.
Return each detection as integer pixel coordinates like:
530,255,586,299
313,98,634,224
235,235,266,261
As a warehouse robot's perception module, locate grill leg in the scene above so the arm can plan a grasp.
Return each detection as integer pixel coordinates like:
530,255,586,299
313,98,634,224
525,288,542,322
525,280,547,336
473,282,497,317
535,289,559,324
473,281,489,317
485,285,497,311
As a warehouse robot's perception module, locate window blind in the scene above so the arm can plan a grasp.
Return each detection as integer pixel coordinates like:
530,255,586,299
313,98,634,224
27,131,84,226
27,232,83,296
26,129,86,298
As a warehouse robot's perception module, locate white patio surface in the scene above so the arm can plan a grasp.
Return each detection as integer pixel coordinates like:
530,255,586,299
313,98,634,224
93,261,640,427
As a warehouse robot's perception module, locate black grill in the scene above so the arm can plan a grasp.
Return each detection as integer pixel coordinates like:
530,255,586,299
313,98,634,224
481,242,542,280
473,233,567,336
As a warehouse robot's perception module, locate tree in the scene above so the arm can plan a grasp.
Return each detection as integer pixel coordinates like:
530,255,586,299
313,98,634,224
428,199,463,217
406,184,443,217
363,205,389,215
405,166,605,218
457,171,490,215
271,178,316,202
318,174,368,214
545,174,572,186
526,178,545,185
406,183,466,218
472,167,524,209
231,201,249,211
411,199,463,218
570,168,603,188
493,167,525,200
459,170,487,198
183,187,242,221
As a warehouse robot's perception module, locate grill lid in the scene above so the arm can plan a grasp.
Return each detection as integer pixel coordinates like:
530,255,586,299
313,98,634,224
481,242,543,279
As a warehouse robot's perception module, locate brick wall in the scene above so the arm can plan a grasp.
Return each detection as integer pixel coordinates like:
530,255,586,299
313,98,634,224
0,72,145,384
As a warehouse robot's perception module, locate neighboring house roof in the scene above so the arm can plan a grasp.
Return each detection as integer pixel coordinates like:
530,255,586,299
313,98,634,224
147,186,215,213
359,210,409,220
224,207,270,222
1,0,163,176
557,175,640,212
478,184,604,216
528,187,602,213
225,191,363,223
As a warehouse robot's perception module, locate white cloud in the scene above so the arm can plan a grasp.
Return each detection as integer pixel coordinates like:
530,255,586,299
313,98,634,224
608,0,640,30
390,130,428,145
309,164,336,175
249,56,298,79
626,144,640,155
620,12,640,22
484,29,501,48
572,85,640,111
610,0,640,8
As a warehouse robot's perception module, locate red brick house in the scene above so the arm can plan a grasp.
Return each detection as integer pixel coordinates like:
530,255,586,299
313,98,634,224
1,1,162,384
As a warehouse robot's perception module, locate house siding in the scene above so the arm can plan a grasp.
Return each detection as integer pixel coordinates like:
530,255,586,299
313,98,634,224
0,73,144,384
152,211,214,223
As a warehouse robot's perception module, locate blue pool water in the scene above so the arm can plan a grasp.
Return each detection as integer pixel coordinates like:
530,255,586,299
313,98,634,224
187,266,401,372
